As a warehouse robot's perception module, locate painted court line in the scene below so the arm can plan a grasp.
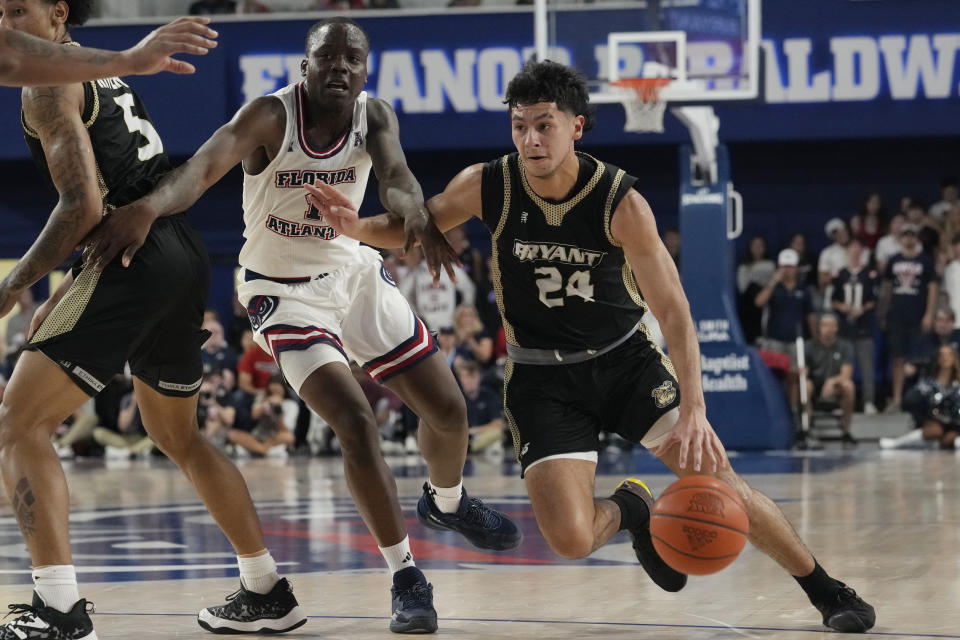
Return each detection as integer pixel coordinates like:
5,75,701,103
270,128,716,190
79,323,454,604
92,612,958,639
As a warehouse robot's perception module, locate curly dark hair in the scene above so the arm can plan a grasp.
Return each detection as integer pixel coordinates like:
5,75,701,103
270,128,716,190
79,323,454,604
504,60,596,131
43,0,93,27
305,17,370,54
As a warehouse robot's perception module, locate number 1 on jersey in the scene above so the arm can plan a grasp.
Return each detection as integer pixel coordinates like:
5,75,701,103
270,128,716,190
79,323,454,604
534,267,595,307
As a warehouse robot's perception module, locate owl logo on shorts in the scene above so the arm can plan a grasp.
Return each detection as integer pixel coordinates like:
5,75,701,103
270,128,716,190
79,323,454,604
651,380,677,408
380,263,397,287
247,295,279,331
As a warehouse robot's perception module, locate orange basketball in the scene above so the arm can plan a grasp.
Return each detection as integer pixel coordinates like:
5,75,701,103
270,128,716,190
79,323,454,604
650,475,749,576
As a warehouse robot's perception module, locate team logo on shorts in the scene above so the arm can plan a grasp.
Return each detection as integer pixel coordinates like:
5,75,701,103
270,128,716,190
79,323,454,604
380,263,397,287
651,380,677,408
247,295,279,331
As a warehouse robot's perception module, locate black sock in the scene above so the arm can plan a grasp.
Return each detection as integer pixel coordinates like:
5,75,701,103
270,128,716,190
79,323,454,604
794,561,840,603
609,488,650,531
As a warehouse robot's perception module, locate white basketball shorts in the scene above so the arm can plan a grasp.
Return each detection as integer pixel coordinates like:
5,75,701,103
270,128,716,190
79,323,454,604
236,248,437,393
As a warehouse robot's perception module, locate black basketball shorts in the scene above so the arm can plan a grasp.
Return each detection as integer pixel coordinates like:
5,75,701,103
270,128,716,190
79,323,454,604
504,327,681,477
27,213,211,397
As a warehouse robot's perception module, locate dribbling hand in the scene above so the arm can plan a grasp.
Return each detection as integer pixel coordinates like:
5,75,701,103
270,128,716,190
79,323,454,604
650,409,729,474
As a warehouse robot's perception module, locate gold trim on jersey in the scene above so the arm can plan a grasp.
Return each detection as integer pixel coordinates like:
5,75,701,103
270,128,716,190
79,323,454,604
83,80,100,128
518,152,605,226
637,321,677,381
490,156,518,345
621,259,648,312
30,267,101,344
502,359,523,462
603,168,626,246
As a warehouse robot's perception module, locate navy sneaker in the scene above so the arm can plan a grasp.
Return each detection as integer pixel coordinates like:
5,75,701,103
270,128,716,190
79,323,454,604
197,578,306,634
390,567,437,634
0,593,96,639
813,582,875,632
615,478,688,592
416,483,522,551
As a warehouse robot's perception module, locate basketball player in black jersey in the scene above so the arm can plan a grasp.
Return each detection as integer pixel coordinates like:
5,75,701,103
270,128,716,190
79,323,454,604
302,60,877,633
0,2,305,637
0,15,218,87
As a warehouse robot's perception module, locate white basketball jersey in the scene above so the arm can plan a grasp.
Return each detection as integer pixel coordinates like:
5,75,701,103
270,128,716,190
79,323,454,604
240,82,372,277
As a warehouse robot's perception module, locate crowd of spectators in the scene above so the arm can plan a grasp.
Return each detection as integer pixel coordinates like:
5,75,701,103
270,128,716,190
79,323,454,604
741,177,960,448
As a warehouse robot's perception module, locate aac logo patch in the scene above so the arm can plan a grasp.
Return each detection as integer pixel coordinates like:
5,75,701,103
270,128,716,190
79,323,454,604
651,380,677,408
247,295,279,331
380,263,397,287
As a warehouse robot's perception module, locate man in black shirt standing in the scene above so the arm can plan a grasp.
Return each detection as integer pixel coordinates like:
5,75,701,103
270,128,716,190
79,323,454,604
831,239,878,414
882,223,938,412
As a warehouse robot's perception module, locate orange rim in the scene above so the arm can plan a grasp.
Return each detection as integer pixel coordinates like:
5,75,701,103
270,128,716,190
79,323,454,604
611,77,671,102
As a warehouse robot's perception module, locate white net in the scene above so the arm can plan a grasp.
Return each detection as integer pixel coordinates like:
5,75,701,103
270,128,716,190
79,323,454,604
613,78,671,134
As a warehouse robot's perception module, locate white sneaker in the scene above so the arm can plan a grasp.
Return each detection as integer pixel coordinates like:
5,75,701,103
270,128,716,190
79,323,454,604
863,402,878,415
878,437,896,449
104,445,129,460
404,434,419,454
55,444,75,460
267,444,289,459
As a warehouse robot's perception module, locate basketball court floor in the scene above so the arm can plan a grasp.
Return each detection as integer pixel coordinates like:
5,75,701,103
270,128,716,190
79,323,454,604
0,446,956,639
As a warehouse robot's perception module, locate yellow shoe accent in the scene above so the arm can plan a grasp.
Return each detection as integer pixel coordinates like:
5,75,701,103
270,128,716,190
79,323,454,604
617,477,652,497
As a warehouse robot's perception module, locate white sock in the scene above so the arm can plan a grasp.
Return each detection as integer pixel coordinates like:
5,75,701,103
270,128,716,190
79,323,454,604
429,480,463,514
32,565,80,614
237,551,281,595
379,536,415,574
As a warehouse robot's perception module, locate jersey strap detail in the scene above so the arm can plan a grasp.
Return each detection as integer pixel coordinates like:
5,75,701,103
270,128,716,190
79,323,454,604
518,152,605,226
490,156,517,346
604,168,627,246
296,83,349,159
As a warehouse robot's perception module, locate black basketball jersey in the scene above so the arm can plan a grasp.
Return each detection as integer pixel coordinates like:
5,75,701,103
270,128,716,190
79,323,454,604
22,54,170,210
480,152,647,352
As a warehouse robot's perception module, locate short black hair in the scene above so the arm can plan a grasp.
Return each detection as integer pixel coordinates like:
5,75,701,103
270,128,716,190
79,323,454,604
43,0,93,27
504,60,595,131
305,17,370,54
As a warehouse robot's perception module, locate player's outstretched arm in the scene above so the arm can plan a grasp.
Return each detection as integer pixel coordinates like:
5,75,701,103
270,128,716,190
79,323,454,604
366,98,459,281
84,96,285,269
610,190,728,473
0,18,218,87
305,162,483,249
0,84,102,317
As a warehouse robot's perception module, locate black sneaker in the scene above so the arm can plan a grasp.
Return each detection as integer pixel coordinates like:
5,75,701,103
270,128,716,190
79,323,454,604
841,433,858,449
197,577,306,634
416,483,522,550
814,582,875,632
0,593,96,639
614,478,687,592
390,568,437,634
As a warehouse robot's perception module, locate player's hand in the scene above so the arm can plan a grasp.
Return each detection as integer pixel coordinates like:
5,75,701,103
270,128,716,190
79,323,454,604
82,203,157,271
0,280,20,320
650,408,728,473
123,17,219,76
408,209,461,284
304,182,362,237
921,313,933,333
26,297,57,342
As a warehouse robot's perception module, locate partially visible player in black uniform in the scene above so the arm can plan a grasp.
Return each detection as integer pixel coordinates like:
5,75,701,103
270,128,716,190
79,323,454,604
0,2,304,638
302,60,877,633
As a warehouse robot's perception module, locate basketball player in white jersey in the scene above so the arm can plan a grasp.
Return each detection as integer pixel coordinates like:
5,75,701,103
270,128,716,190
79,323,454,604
85,17,520,635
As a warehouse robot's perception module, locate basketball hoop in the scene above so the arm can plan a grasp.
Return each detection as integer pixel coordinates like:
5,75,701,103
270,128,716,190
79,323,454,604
611,78,671,134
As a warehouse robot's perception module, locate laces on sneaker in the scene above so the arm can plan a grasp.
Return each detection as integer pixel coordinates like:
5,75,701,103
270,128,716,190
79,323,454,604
463,498,501,529
4,603,40,621
396,583,431,609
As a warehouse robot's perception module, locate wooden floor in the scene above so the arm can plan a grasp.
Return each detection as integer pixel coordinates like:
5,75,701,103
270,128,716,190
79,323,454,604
0,447,957,638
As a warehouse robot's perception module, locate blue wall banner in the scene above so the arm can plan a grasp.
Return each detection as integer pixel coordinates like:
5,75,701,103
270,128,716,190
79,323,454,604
1,0,959,160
